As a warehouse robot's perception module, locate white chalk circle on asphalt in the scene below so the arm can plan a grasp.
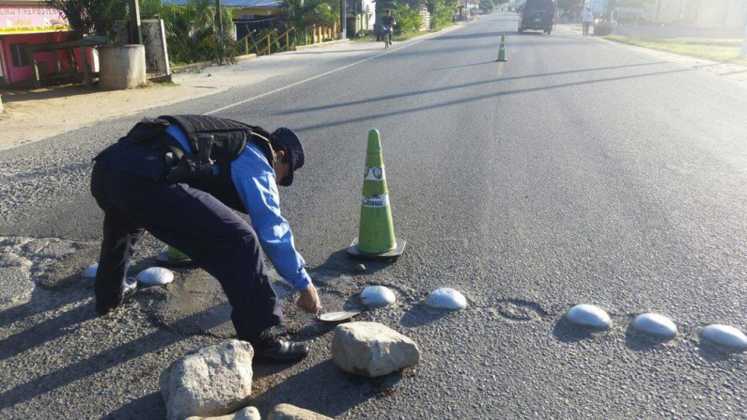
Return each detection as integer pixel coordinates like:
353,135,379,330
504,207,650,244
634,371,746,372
631,313,677,339
136,267,175,286
360,285,396,307
565,304,612,329
425,288,468,310
82,263,98,279
701,324,747,351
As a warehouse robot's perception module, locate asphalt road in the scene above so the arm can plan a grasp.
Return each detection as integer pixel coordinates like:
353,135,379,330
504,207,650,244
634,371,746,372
2,13,747,419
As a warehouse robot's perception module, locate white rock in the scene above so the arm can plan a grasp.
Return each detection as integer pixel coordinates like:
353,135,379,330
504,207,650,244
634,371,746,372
268,403,332,420
360,285,396,307
186,406,261,420
566,304,612,329
332,321,420,377
82,263,98,279
631,313,677,338
160,340,255,420
701,324,747,351
425,288,467,310
137,267,174,286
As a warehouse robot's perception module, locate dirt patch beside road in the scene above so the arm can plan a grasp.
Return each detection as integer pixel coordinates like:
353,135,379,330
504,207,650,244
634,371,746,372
604,35,747,66
0,75,241,152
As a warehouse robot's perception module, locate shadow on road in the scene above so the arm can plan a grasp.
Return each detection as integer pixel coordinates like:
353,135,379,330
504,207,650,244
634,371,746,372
309,249,393,282
433,60,501,71
250,359,403,417
0,303,228,411
0,299,94,362
104,391,166,420
551,317,598,343
400,303,452,328
434,31,513,40
623,322,675,352
293,66,691,133
280,61,669,117
696,340,746,363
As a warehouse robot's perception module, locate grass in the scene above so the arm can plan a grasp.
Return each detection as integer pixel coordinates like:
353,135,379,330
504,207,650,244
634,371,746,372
605,35,747,65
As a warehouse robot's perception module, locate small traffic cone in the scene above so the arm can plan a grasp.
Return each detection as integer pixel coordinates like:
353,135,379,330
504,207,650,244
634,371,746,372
347,129,406,260
497,35,508,62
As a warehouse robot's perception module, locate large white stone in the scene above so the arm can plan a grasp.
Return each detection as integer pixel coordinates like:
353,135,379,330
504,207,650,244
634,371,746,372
701,324,747,351
82,263,98,279
268,403,332,420
332,321,420,377
137,267,175,286
160,340,255,420
425,288,467,310
186,407,261,420
566,304,612,329
360,285,396,307
631,313,677,338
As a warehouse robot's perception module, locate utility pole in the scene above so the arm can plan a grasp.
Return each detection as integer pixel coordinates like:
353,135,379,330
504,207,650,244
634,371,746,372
216,0,225,64
340,0,347,39
130,0,142,44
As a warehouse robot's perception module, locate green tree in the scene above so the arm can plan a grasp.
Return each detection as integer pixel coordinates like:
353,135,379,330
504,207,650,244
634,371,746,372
140,0,164,18
286,0,339,29
160,0,236,64
427,0,457,30
392,1,422,34
46,0,127,39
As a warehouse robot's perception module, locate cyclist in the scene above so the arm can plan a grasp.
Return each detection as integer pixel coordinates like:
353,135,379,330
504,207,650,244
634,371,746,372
381,10,396,48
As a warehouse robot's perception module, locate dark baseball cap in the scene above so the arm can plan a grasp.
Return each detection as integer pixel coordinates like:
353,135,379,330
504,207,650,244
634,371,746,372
270,127,304,186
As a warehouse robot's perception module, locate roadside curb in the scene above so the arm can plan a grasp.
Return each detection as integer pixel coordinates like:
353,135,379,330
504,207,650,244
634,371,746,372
294,39,350,51
172,53,258,74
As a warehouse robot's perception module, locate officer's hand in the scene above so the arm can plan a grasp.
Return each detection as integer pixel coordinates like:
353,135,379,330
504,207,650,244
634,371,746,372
296,284,322,314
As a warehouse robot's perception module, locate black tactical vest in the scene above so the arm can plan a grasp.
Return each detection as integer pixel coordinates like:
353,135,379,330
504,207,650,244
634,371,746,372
163,115,276,213
117,114,276,213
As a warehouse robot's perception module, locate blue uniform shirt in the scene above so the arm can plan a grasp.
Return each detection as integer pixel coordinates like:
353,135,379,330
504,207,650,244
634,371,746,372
166,125,312,290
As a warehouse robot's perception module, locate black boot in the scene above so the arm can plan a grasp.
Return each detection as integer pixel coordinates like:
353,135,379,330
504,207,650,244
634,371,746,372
251,326,309,363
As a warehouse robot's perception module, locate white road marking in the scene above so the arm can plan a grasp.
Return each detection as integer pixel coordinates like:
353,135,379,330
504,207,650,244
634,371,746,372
204,30,460,116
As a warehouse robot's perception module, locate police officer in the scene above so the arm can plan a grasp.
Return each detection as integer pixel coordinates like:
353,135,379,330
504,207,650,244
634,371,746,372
90,115,321,363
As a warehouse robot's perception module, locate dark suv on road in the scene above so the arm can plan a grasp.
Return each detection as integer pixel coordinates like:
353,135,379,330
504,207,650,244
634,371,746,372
518,0,556,34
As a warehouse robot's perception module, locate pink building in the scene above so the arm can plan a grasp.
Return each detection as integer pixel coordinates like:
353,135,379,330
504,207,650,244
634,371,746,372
0,0,83,86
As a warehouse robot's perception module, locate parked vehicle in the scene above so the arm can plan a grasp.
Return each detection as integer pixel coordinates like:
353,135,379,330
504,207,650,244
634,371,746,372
518,0,556,34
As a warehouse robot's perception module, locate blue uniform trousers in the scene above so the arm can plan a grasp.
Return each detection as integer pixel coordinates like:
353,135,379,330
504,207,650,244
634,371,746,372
90,145,283,343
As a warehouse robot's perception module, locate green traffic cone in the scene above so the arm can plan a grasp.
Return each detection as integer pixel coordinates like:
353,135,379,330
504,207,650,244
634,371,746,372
497,35,508,62
347,129,406,259
157,245,193,266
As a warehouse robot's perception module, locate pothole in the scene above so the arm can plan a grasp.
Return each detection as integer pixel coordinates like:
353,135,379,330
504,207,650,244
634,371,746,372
0,236,96,309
